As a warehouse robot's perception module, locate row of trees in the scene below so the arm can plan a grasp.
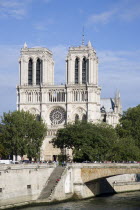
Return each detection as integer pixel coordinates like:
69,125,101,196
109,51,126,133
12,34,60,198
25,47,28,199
0,111,47,160
0,105,140,162
51,105,140,162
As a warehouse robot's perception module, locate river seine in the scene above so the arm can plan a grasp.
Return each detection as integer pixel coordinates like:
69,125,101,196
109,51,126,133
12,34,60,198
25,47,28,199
21,191,140,210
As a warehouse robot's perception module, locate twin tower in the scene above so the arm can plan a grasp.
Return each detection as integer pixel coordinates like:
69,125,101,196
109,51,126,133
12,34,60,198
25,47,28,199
17,41,121,160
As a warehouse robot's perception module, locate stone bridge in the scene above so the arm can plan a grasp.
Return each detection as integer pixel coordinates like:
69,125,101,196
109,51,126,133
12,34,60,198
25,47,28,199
70,163,140,183
68,163,140,199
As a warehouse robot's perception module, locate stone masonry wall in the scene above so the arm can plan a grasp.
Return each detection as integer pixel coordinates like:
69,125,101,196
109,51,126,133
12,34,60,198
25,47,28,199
0,164,55,208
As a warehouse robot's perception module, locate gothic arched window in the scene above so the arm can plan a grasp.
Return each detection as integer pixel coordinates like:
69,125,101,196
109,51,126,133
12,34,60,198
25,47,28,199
82,57,87,84
82,114,87,121
36,58,41,85
75,114,79,122
75,58,79,84
103,114,107,122
28,59,33,85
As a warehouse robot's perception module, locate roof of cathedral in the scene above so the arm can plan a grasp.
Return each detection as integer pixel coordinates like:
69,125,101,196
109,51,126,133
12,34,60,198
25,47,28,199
21,44,52,55
68,42,96,55
100,98,115,113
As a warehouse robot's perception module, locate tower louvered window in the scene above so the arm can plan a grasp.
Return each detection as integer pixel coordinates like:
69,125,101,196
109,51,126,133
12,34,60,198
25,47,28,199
75,58,79,84
28,59,33,85
36,59,41,85
82,57,86,84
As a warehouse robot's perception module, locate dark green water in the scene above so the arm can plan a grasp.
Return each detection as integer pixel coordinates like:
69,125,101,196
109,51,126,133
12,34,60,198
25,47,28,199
21,191,140,210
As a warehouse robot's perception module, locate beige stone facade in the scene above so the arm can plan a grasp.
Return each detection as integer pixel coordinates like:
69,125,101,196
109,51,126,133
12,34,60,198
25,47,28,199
17,41,122,161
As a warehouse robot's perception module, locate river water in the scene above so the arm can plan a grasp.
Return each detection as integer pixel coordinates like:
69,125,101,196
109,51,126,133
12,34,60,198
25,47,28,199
21,191,140,210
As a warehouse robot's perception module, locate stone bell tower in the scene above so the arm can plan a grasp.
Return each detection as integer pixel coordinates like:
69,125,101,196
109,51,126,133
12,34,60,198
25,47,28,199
17,43,54,116
66,41,101,123
66,41,98,86
19,42,54,86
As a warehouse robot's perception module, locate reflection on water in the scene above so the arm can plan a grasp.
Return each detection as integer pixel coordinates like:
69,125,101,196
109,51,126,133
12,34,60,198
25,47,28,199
21,191,140,210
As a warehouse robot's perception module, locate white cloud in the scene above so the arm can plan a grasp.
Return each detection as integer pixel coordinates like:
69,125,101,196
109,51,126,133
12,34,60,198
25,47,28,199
0,44,21,114
98,49,140,110
98,50,140,72
119,5,140,21
87,10,115,25
87,0,140,25
0,0,31,19
0,45,20,87
34,23,48,31
34,18,54,31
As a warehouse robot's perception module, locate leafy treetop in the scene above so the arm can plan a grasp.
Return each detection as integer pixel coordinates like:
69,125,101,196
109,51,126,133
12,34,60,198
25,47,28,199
0,110,47,160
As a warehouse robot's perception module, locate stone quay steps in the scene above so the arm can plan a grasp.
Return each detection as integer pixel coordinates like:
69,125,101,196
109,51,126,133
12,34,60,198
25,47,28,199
37,165,66,201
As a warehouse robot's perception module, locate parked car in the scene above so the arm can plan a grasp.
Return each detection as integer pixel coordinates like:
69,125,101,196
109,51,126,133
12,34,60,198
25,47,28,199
0,160,12,164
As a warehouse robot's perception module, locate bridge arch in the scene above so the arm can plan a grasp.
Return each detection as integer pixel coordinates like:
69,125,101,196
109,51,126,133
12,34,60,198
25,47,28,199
81,165,140,183
71,164,140,198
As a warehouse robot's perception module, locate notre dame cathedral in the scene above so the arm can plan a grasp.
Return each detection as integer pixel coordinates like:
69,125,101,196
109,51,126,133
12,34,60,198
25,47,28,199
17,41,122,161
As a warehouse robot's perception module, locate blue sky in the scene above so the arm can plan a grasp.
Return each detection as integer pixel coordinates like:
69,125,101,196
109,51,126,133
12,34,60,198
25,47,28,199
0,0,140,116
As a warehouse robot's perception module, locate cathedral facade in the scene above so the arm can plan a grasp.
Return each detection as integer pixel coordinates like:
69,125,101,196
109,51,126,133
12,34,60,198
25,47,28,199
17,41,122,161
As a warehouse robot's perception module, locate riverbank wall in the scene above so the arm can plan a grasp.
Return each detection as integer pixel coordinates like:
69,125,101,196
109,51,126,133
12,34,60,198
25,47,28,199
0,163,140,209
0,164,55,209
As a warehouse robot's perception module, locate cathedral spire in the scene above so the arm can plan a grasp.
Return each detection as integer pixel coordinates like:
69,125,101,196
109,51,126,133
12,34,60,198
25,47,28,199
82,27,85,46
115,89,120,100
88,40,92,48
114,90,122,114
23,42,27,48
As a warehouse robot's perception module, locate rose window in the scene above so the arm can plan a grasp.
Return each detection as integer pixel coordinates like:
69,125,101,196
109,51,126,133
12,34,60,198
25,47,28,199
50,107,65,124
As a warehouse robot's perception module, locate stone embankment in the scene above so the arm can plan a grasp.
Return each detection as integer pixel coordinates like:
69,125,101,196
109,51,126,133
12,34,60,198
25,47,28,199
37,166,66,202
0,163,140,209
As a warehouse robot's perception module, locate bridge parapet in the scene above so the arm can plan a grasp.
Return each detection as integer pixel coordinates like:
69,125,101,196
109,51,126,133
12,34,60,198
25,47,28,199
68,163,140,168
68,163,140,183
0,163,56,171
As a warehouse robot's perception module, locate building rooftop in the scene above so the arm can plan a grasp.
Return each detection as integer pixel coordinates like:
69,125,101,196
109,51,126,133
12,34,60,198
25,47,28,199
100,98,115,113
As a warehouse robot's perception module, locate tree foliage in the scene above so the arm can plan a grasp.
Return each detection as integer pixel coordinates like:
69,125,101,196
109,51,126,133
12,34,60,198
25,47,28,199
0,110,47,160
112,137,140,161
0,143,8,159
52,120,140,162
52,122,118,162
116,104,140,148
0,124,9,158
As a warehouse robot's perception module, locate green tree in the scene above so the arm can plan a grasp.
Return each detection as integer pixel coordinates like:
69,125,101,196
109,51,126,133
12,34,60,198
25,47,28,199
0,124,9,159
51,122,118,162
0,110,47,160
0,143,9,159
116,104,140,148
112,137,140,162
